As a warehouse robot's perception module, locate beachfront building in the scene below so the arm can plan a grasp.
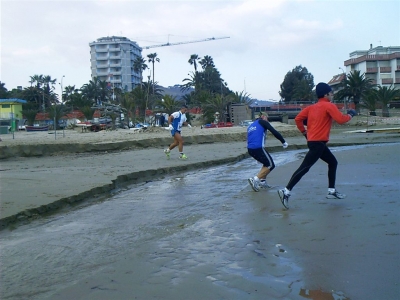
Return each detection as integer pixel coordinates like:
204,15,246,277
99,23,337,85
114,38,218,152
0,98,27,133
89,36,142,92
343,45,400,90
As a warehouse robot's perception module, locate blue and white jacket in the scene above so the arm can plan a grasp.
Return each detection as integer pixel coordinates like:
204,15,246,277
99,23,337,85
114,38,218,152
247,119,285,149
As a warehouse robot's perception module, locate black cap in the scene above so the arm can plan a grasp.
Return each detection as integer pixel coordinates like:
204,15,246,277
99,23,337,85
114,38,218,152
316,82,332,98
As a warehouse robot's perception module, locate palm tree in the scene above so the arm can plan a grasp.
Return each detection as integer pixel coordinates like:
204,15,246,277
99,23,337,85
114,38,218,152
42,75,57,109
361,89,378,116
203,94,230,123
22,86,42,110
199,55,215,70
64,88,92,110
228,91,252,105
21,108,39,126
29,74,44,88
133,56,148,86
141,80,163,110
63,85,78,104
374,85,400,117
28,74,45,109
81,77,103,105
80,106,94,122
156,94,181,115
130,85,148,122
47,104,68,129
336,70,374,113
147,53,160,93
188,54,200,72
120,92,136,126
98,80,111,104
181,71,204,92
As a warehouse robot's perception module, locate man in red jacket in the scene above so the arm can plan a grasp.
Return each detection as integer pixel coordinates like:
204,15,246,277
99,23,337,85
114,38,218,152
278,82,357,209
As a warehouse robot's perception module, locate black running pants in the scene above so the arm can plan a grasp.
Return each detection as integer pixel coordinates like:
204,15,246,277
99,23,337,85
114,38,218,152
286,141,338,190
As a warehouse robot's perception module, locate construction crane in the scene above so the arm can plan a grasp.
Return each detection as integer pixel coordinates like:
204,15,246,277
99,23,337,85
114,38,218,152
142,36,230,50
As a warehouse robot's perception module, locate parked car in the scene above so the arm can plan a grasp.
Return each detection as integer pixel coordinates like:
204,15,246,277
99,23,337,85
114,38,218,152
240,120,253,127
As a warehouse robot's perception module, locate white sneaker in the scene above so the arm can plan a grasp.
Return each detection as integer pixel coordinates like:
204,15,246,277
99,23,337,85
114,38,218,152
259,180,272,189
248,177,260,192
326,190,346,199
278,189,290,209
164,149,170,159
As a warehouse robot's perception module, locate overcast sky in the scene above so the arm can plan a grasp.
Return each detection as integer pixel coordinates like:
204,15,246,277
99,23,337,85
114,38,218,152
1,0,399,101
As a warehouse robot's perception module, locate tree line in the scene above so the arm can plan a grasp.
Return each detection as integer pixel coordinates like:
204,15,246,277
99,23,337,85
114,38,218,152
279,65,400,117
1,59,399,128
0,53,253,127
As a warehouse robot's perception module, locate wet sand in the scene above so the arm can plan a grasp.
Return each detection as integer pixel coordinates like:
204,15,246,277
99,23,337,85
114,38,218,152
57,144,399,300
0,123,400,299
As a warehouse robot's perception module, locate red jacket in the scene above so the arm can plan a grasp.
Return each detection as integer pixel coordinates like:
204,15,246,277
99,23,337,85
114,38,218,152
295,98,351,142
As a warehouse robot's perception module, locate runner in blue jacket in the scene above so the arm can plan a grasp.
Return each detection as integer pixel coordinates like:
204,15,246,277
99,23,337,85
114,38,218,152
247,112,288,192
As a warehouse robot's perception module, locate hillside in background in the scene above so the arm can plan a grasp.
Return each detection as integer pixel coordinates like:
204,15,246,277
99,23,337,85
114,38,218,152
159,84,192,100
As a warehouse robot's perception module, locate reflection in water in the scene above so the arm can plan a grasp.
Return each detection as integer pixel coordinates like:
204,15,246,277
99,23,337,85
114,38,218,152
299,288,350,300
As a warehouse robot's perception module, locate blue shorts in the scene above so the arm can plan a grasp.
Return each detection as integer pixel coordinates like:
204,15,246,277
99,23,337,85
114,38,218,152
171,129,181,137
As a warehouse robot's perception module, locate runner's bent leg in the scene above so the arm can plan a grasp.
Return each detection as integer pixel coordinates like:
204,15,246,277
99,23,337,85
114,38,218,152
319,146,338,189
286,142,326,191
169,132,179,150
174,132,184,152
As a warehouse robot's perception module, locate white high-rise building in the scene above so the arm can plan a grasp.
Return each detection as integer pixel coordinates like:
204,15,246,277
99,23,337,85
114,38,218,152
89,36,142,92
344,45,400,89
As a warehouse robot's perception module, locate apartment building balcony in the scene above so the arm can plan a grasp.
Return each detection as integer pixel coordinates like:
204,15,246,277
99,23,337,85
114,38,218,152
96,63,109,68
396,65,400,71
96,56,109,60
109,47,121,51
344,52,400,66
381,78,394,84
110,63,121,67
380,67,392,73
366,67,378,73
96,48,108,53
109,55,121,59
96,71,110,76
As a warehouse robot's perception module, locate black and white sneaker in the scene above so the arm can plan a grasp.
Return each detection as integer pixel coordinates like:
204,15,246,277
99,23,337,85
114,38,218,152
326,190,346,199
278,189,290,209
259,180,272,189
248,177,260,192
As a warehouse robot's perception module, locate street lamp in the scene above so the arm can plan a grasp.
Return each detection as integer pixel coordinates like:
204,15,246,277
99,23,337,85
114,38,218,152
339,67,346,110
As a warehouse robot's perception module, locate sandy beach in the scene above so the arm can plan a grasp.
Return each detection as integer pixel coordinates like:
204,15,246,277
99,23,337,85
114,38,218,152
0,120,399,299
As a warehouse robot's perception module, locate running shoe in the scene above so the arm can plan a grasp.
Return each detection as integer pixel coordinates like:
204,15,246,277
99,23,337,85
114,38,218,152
164,149,170,159
259,181,272,189
326,190,346,199
278,189,290,209
248,177,260,192
179,154,188,160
